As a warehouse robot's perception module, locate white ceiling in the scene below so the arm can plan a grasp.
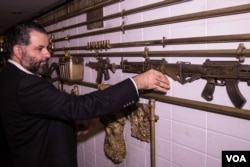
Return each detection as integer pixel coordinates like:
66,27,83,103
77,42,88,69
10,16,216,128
0,0,72,35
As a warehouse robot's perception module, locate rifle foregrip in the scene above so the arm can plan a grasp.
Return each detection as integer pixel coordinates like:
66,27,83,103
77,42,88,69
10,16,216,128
201,81,215,101
225,79,246,108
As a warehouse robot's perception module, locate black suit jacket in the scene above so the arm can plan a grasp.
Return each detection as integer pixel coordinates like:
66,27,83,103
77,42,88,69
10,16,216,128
0,62,139,167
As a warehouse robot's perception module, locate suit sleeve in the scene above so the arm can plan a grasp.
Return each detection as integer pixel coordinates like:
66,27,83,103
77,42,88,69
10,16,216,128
17,75,139,120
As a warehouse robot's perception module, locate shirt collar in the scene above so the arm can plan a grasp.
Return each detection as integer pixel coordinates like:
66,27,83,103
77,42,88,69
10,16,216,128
8,59,35,75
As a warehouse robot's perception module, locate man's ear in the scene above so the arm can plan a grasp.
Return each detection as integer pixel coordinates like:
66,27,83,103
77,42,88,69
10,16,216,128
13,45,23,60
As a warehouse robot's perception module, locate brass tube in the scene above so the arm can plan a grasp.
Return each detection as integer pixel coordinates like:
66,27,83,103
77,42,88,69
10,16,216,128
124,4,250,30
149,99,156,167
161,34,250,45
141,93,250,120
52,48,250,58
52,33,250,52
111,34,250,48
67,80,250,120
48,0,189,34
53,4,250,42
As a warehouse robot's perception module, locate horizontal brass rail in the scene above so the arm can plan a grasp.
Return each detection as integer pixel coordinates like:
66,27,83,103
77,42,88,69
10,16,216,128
141,93,250,120
53,4,250,42
52,47,250,60
63,80,250,120
52,34,250,52
48,0,188,34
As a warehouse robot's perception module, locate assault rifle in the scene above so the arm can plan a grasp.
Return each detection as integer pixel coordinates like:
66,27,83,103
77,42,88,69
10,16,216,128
86,57,118,84
86,58,250,108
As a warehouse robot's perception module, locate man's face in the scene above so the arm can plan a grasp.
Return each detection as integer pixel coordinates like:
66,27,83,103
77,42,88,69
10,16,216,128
20,30,51,75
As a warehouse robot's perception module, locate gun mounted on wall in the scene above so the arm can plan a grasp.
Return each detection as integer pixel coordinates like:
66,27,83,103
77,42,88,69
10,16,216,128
86,56,119,83
86,55,250,108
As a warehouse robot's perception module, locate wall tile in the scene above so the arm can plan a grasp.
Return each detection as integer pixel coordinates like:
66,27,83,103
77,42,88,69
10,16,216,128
126,142,147,167
84,147,96,165
207,113,250,140
173,121,206,153
104,3,120,16
155,156,171,167
207,131,250,159
172,143,206,167
207,0,250,10
206,156,221,167
172,106,206,128
155,101,171,119
156,118,171,140
155,137,171,160
96,155,109,167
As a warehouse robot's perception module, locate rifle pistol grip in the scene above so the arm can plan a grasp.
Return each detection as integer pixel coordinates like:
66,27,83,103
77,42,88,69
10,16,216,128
96,70,103,84
103,69,110,81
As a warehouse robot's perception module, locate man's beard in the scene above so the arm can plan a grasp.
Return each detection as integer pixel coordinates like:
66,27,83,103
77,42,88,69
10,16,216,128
21,55,49,75
30,60,49,75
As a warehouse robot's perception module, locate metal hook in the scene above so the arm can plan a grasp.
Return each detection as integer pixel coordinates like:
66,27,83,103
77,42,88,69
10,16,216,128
162,36,166,48
143,47,150,60
236,43,246,63
121,21,125,34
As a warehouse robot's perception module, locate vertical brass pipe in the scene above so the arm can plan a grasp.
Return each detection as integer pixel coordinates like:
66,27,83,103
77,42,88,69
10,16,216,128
149,99,156,167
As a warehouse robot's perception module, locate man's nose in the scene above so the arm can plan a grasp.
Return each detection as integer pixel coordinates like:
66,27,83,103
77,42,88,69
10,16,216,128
44,48,51,58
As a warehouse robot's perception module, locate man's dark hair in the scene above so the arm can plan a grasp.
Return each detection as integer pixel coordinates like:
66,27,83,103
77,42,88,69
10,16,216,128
4,21,47,59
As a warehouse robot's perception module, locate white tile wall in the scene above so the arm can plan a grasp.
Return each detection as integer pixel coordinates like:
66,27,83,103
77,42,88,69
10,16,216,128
172,143,206,167
46,0,250,166
207,131,250,158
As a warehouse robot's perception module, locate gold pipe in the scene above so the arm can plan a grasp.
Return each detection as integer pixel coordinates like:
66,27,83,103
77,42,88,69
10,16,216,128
52,34,250,52
52,47,250,59
63,80,250,120
48,0,189,34
124,4,250,30
52,4,250,42
149,99,156,167
141,93,250,120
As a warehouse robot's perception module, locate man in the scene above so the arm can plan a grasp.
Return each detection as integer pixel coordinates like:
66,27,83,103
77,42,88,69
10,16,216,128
0,22,170,167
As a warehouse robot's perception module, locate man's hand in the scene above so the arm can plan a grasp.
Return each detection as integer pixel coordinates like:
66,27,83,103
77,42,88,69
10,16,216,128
74,119,95,136
132,69,170,93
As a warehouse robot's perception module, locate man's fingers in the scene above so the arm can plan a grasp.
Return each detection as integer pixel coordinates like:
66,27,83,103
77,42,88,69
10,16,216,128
154,82,170,93
132,69,171,92
154,72,170,92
